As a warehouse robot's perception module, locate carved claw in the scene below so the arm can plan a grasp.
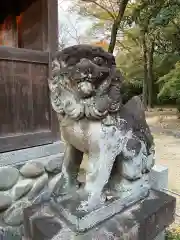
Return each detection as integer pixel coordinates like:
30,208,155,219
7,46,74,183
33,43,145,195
52,174,78,197
76,190,107,212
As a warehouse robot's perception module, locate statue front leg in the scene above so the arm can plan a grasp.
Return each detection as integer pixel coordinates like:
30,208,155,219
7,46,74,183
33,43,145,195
78,125,123,211
76,152,116,211
53,144,83,196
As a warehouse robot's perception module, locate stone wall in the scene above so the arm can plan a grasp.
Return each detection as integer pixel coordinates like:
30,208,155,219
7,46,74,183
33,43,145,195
0,154,63,230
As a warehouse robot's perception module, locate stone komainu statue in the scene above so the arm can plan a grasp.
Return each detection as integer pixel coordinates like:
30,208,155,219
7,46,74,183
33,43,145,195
48,44,155,211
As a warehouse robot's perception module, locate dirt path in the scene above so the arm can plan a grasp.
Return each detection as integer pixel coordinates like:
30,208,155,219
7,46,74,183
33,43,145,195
146,109,180,192
151,132,180,226
152,132,180,191
146,109,180,227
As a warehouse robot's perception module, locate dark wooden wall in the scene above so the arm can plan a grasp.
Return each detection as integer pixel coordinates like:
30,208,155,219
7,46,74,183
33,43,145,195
19,0,48,50
0,50,55,152
0,0,59,153
0,60,50,135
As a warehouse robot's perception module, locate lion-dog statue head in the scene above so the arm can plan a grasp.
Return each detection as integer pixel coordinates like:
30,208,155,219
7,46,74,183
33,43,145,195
49,44,124,121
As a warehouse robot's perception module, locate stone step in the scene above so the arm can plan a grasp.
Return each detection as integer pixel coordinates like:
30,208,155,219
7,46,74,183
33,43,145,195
0,141,65,167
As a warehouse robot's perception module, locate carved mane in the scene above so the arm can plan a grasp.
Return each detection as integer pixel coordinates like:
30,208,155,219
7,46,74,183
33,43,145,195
49,44,124,120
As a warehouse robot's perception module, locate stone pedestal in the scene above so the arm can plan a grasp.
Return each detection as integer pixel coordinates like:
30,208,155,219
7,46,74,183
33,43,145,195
23,190,176,240
150,165,169,240
50,185,149,233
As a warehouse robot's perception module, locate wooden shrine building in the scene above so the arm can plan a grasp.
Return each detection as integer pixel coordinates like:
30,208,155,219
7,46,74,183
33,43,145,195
0,0,59,154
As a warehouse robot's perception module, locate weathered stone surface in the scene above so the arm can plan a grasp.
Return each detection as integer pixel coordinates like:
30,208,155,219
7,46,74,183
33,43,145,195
28,174,48,200
0,141,65,166
0,193,12,211
23,190,176,240
32,190,52,205
0,226,22,240
31,216,62,240
23,203,58,239
20,162,44,178
77,169,86,185
3,200,31,226
48,173,63,194
0,167,19,190
11,179,33,201
45,155,63,173
51,184,149,232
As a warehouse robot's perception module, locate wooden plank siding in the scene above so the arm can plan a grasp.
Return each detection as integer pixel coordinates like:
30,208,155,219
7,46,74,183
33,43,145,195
0,46,49,63
0,0,60,153
0,59,55,152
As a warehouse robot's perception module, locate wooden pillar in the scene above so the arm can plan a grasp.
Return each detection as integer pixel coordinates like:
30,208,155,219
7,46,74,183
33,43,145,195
47,0,60,140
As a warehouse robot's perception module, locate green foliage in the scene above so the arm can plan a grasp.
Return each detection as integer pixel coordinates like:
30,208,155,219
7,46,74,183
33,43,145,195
116,44,143,88
123,0,180,104
73,0,180,106
166,229,180,240
154,54,180,78
72,0,115,36
121,81,142,104
158,62,180,99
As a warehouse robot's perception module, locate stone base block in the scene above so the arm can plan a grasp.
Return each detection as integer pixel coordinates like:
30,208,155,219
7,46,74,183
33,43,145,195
51,186,149,232
0,226,22,240
23,190,176,240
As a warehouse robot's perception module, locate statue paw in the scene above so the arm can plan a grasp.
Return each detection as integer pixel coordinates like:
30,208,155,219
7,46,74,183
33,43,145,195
76,190,107,212
52,174,78,197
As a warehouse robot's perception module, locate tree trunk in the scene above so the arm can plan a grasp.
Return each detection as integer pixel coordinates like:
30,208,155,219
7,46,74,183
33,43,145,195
141,32,148,109
147,41,155,108
108,21,120,53
108,0,129,53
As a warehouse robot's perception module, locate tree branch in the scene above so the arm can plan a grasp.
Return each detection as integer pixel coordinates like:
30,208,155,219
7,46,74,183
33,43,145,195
106,0,117,16
58,5,82,44
116,39,131,52
81,0,116,19
108,0,130,53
